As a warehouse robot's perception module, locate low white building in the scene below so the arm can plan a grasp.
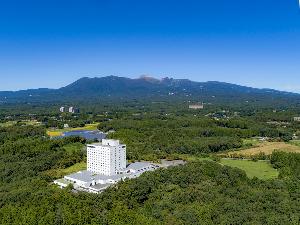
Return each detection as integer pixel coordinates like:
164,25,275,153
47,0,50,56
64,170,124,190
55,162,159,193
124,162,158,178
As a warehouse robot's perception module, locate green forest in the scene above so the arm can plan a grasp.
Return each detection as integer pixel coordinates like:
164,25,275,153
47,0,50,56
99,113,295,160
1,103,300,224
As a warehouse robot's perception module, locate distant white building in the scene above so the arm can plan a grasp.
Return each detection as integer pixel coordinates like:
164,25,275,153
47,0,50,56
68,106,80,114
294,117,300,122
87,139,126,176
59,106,65,113
189,103,204,109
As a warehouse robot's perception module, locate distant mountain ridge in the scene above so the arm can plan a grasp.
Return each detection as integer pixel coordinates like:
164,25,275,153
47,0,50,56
0,75,299,105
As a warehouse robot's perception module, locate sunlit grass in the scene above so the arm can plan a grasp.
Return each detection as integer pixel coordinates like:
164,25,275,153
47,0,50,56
220,159,278,180
61,162,87,174
225,141,300,156
45,162,87,178
47,131,63,137
0,120,41,127
0,121,16,127
242,138,260,147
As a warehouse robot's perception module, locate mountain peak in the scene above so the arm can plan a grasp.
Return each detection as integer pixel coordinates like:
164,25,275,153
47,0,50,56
1,75,299,104
138,75,161,84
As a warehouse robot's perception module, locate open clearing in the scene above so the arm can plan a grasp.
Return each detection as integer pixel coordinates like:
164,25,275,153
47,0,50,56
220,159,278,180
44,162,86,178
47,123,99,137
225,141,300,157
176,154,278,180
0,120,41,127
60,162,86,174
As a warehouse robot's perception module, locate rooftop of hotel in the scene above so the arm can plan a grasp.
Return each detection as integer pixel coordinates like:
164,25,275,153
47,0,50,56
64,162,158,182
87,139,124,147
126,162,157,171
65,170,125,182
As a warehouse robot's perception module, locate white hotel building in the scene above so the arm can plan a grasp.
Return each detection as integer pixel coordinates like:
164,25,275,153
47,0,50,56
87,139,126,176
54,139,160,193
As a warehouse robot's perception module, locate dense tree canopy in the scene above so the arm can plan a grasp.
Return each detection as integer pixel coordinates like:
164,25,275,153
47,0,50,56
1,100,300,225
98,114,294,160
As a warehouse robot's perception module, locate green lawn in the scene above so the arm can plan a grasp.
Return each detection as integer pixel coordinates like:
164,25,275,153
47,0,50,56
45,162,87,178
242,138,260,146
44,143,86,177
0,120,41,127
62,162,87,174
220,159,278,180
0,121,16,127
186,156,214,162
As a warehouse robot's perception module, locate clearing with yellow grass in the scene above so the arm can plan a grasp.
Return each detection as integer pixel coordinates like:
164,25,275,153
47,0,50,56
225,141,300,157
46,123,99,137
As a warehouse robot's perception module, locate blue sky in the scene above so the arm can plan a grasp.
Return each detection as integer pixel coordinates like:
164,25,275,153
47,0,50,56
0,0,300,92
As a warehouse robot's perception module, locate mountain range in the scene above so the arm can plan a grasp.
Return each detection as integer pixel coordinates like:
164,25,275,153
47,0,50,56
0,76,299,105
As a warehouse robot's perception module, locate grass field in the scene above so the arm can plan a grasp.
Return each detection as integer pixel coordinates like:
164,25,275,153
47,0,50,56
44,162,87,178
173,154,213,162
171,154,278,180
242,138,260,147
44,143,86,177
61,162,87,174
47,123,99,137
0,120,41,127
0,121,16,127
220,159,278,180
47,131,63,137
225,141,300,157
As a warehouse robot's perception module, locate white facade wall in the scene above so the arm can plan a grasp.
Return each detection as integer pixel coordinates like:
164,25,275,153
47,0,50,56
87,140,126,176
65,176,90,187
